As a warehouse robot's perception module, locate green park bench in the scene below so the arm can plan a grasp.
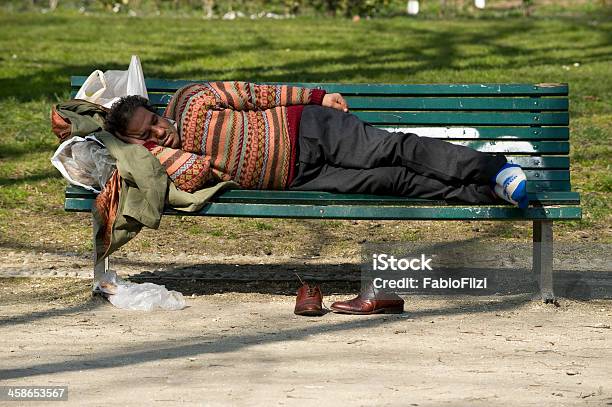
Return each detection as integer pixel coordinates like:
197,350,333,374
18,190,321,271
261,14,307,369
65,77,581,302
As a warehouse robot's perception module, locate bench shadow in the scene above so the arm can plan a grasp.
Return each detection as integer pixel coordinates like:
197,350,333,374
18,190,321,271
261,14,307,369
0,292,533,381
125,267,611,300
2,238,609,300
0,297,103,328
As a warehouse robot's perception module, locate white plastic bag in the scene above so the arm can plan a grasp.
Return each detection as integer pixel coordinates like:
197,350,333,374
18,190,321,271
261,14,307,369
50,135,116,193
407,0,419,15
95,271,187,311
75,55,148,108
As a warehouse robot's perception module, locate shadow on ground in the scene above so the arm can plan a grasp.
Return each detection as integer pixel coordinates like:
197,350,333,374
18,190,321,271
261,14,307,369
0,292,534,381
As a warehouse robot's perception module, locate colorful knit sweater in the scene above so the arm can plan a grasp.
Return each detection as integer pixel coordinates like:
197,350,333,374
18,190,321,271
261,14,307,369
144,82,326,192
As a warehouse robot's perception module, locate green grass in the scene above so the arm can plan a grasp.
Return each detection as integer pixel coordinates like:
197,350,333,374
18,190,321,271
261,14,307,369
0,10,610,252
2,0,610,19
252,221,275,231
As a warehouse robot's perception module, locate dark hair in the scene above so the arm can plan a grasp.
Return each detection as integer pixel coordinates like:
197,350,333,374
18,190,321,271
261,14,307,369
104,95,157,136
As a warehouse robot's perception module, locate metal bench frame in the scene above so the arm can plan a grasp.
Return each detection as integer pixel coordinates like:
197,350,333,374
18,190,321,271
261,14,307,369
65,78,581,302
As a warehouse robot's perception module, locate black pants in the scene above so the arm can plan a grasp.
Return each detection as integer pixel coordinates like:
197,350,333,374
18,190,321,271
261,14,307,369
289,105,507,203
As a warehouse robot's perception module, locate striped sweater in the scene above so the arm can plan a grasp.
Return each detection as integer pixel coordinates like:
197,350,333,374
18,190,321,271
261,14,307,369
145,82,326,192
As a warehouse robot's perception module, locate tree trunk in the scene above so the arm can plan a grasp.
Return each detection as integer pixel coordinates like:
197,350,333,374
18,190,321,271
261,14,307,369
49,0,59,10
203,0,214,18
522,0,533,17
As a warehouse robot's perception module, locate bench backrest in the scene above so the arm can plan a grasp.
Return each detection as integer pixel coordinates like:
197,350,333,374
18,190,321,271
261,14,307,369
71,78,571,194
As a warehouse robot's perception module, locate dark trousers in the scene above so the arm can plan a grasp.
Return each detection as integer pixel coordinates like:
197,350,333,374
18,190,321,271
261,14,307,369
289,105,507,203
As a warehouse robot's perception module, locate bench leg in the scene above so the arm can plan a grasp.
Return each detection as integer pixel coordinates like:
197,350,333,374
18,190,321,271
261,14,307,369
94,255,109,283
533,220,555,303
92,222,109,288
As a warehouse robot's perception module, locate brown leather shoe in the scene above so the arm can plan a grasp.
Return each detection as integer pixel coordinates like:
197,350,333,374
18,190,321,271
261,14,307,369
294,282,324,316
330,284,404,315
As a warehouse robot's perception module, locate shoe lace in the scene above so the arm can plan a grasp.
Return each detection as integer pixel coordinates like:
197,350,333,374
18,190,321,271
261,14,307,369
295,273,330,311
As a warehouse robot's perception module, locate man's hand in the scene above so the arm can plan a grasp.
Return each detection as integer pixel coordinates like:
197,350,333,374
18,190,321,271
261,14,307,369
322,93,349,112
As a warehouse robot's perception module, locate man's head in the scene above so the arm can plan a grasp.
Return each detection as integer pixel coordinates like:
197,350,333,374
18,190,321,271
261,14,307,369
105,95,180,148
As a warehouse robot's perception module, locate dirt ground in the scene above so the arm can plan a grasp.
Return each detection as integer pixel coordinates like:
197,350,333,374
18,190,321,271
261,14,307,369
0,278,610,406
1,213,610,405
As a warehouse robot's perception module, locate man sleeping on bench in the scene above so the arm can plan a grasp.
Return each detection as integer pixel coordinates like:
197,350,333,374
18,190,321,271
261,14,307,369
104,81,528,316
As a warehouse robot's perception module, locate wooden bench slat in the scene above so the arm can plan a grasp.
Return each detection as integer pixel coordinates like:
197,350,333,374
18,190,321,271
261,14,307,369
71,78,568,96
64,197,580,220
525,170,568,180
277,83,569,96
353,112,569,125
152,107,569,126
377,127,568,140
506,156,568,169
528,181,570,191
146,94,568,111
210,191,579,205
333,96,569,110
65,186,579,205
447,141,568,154
212,191,579,205
177,203,582,220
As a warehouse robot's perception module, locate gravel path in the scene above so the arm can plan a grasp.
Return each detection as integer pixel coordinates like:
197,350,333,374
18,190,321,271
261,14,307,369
1,289,610,406
1,244,610,405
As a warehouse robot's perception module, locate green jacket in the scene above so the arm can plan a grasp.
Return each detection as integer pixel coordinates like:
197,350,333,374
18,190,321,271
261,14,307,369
53,99,238,264
52,99,108,141
93,132,238,263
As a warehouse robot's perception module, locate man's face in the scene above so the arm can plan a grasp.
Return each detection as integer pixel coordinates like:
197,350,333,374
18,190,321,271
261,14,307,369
119,106,180,149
